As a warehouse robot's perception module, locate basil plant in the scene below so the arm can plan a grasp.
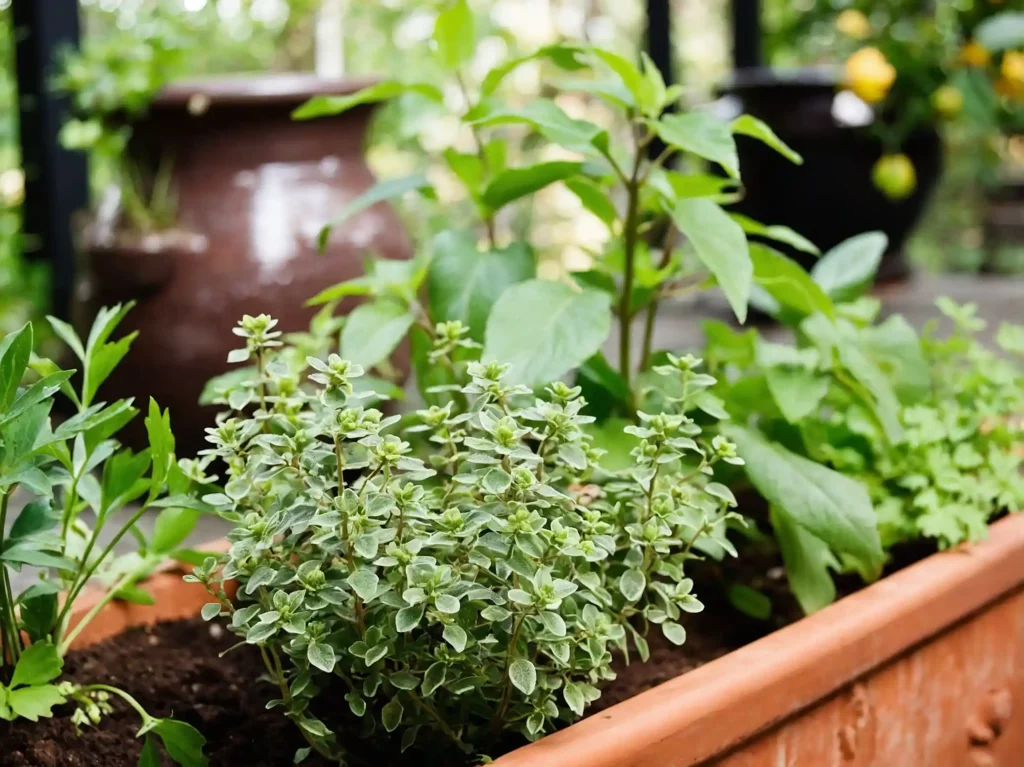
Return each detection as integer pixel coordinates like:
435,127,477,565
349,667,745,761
192,315,743,763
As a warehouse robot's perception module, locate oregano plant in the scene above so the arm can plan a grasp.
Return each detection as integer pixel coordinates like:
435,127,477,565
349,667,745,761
192,314,744,763
0,306,208,766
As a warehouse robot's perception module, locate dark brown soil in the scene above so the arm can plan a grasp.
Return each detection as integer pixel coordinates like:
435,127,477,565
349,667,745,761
1,535,936,766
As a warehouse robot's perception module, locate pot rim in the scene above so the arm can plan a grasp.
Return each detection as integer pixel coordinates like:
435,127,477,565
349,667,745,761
495,512,1024,766
151,73,380,110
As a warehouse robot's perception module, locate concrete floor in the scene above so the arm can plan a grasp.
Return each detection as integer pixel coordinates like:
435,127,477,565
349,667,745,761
5,274,1021,593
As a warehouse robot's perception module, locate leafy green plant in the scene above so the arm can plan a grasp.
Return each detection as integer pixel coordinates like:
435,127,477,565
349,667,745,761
293,8,814,405
703,236,1022,613
192,314,743,763
0,305,207,766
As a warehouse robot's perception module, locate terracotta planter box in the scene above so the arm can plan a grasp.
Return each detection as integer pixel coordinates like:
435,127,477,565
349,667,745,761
69,515,1024,766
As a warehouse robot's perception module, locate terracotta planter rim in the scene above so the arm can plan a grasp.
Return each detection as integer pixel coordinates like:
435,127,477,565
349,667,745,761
494,512,1024,766
152,73,380,110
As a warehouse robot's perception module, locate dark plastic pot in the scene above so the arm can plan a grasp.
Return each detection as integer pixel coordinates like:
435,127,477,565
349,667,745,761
714,67,943,281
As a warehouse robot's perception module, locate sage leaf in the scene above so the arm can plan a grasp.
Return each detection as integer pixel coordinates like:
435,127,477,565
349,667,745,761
770,506,838,614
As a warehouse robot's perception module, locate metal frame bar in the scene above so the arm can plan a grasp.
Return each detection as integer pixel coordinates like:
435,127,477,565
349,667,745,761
12,0,87,320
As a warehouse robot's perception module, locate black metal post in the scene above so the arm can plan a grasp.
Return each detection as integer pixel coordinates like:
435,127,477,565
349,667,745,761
645,0,673,159
732,0,762,71
12,0,88,320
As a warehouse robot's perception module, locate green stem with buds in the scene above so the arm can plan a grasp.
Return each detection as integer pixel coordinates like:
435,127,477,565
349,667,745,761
0,489,22,665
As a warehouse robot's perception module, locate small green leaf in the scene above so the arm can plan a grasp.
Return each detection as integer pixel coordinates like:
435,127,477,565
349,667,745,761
654,112,738,177
668,198,751,323
341,300,415,370
0,323,33,410
508,658,537,695
422,662,447,697
469,101,608,157
731,114,802,165
200,603,221,621
564,178,618,227
396,605,424,632
727,584,773,620
764,366,830,423
435,594,461,614
481,161,584,212
150,508,200,554
481,468,513,495
442,624,468,652
293,82,443,120
563,681,586,716
11,642,63,688
308,642,337,673
661,621,686,645
381,698,404,732
8,685,65,722
810,232,887,301
433,0,475,67
750,244,835,319
150,718,209,767
317,174,433,251
139,735,162,767
618,570,645,602
732,214,819,255
483,280,612,387
347,570,380,602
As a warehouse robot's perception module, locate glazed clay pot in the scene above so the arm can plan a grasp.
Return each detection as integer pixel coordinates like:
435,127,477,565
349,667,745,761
714,67,943,282
75,74,411,455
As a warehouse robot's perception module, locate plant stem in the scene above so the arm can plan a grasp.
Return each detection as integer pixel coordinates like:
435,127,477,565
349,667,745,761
58,569,137,654
55,503,151,642
454,71,496,248
640,226,678,370
408,691,469,753
83,683,151,721
0,490,21,665
334,437,365,636
618,127,645,393
261,646,339,763
489,613,525,733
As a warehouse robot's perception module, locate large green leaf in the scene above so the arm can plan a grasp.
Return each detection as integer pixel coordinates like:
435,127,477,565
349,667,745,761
810,232,887,301
750,244,835,319
480,161,584,211
427,232,535,342
723,425,883,574
480,43,588,97
764,366,830,423
292,81,443,120
668,198,751,323
654,112,739,178
341,300,415,370
731,115,802,165
770,506,838,614
317,174,433,251
433,0,475,67
483,280,611,387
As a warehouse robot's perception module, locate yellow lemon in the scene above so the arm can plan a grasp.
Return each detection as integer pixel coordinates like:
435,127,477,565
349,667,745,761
845,47,897,103
960,40,991,67
872,154,917,201
836,9,871,39
994,76,1024,100
1002,51,1024,85
932,84,963,118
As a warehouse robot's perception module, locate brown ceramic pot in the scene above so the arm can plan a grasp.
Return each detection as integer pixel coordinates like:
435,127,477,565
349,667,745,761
71,514,1024,766
75,74,412,455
